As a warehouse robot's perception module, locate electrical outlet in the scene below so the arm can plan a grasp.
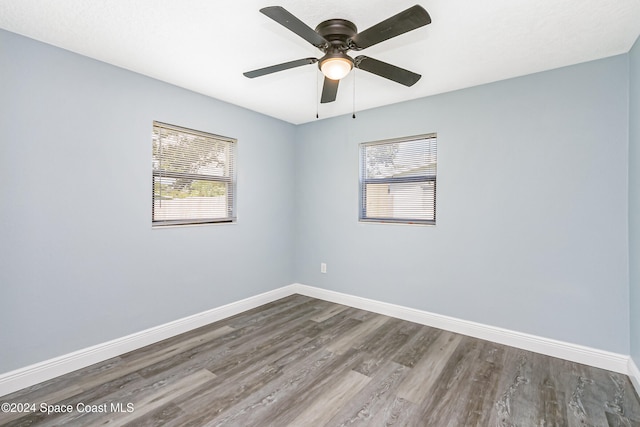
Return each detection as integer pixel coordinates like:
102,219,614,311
320,263,327,273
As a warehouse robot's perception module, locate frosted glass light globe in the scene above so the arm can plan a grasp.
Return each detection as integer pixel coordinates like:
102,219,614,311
320,57,353,80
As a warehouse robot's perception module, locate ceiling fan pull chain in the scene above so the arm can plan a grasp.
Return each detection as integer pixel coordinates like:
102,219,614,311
352,69,357,119
316,71,320,119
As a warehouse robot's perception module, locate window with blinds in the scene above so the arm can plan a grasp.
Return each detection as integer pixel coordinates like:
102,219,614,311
152,121,237,227
359,134,437,225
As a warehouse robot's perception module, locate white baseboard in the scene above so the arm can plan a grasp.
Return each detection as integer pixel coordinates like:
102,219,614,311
0,285,297,397
0,283,632,397
289,283,630,375
630,358,640,398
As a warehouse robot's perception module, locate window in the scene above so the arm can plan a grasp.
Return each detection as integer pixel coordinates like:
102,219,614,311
359,134,437,225
152,121,237,226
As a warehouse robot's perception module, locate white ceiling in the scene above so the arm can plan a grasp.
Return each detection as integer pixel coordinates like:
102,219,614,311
1,1,639,124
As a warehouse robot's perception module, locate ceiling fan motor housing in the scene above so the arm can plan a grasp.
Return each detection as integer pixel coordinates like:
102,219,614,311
315,19,357,50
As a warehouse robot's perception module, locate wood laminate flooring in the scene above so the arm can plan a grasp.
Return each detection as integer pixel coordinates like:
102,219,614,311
1,294,639,426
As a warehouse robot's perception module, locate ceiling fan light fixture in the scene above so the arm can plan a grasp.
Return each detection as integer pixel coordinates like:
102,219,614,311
245,5,431,104
319,55,353,80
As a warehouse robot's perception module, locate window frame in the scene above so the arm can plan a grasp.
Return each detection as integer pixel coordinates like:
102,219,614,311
152,121,237,228
359,133,437,226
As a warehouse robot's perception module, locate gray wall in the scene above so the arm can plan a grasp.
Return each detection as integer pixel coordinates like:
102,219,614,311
294,55,630,354
0,29,296,373
630,35,640,366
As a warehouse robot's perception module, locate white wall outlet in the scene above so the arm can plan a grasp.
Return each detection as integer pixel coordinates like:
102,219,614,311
320,263,327,273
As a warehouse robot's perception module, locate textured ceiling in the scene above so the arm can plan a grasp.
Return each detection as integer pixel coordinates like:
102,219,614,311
1,0,639,124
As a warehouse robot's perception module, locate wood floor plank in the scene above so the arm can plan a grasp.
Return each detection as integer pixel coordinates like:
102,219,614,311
458,341,509,426
287,369,371,426
121,402,186,427
5,369,215,427
325,313,391,355
0,353,126,415
164,312,365,425
120,325,236,368
2,295,639,426
606,411,640,427
324,361,411,426
174,348,362,427
117,324,233,363
77,369,216,427
353,318,422,377
487,347,531,426
308,303,349,323
0,371,143,426
133,298,324,382
415,336,498,426
395,330,463,404
207,317,368,425
534,353,568,427
503,350,551,426
160,332,322,426
302,306,364,342
375,397,419,426
224,295,324,330
5,321,235,417
595,368,640,421
566,361,616,426
392,324,442,368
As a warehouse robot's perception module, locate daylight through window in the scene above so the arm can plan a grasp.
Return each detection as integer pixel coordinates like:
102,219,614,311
152,121,237,226
359,134,437,225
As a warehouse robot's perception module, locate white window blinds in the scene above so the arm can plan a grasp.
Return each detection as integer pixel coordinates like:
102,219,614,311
152,121,237,226
359,134,437,225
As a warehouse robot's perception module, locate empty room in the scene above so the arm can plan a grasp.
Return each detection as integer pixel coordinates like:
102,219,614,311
1,0,640,425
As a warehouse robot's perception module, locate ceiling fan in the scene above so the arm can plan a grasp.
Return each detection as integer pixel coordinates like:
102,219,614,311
243,5,431,103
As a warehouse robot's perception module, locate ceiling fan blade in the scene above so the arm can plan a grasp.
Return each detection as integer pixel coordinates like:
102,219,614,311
320,77,339,103
260,6,329,49
243,58,318,78
348,5,431,50
354,56,421,86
